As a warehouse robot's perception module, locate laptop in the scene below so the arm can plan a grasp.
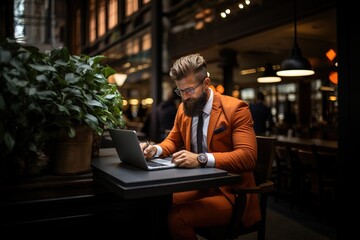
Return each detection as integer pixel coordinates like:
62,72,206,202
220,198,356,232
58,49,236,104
108,128,175,171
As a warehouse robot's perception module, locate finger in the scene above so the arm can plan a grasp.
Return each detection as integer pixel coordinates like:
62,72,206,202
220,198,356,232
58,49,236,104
172,151,181,158
174,156,185,165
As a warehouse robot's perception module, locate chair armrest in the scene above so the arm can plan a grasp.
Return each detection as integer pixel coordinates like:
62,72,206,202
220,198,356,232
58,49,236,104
230,180,274,195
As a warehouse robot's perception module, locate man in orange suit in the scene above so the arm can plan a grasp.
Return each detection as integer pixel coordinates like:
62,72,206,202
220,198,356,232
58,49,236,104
141,53,260,240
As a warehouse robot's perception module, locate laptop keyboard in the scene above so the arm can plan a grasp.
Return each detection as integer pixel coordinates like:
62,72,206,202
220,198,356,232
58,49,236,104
147,161,166,167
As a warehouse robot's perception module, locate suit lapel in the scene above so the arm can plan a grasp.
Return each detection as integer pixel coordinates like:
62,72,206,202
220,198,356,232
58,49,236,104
185,116,192,151
207,92,222,151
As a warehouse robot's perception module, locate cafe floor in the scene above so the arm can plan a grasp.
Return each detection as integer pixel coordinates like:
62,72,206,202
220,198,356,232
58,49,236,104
237,195,337,240
198,194,337,240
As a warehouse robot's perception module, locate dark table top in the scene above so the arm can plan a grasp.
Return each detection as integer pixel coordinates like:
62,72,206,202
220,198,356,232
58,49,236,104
274,135,337,152
91,148,242,199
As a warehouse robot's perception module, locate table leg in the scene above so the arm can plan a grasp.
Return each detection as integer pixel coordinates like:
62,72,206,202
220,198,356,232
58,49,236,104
146,194,173,239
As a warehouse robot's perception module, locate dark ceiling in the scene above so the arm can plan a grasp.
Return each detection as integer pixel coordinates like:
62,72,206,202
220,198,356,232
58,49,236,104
199,8,337,87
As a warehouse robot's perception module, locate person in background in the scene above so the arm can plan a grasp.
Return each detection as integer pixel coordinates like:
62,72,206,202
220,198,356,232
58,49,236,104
140,53,259,240
156,81,180,141
249,91,274,135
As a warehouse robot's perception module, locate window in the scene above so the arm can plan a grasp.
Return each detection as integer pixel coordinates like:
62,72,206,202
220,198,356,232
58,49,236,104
108,0,118,29
89,0,96,43
74,9,81,55
126,0,138,17
142,33,151,51
98,0,106,37
125,38,139,56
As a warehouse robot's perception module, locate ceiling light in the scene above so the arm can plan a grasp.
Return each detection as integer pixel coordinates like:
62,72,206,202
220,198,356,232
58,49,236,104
276,0,315,77
257,63,282,83
113,73,127,86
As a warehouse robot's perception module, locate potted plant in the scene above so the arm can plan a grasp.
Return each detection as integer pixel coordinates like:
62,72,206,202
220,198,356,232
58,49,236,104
0,37,125,178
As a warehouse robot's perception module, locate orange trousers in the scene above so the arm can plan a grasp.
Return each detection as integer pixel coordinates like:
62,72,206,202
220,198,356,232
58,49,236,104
168,188,233,240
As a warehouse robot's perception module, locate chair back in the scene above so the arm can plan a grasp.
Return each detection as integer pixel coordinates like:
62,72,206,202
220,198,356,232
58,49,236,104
254,136,277,185
196,135,277,240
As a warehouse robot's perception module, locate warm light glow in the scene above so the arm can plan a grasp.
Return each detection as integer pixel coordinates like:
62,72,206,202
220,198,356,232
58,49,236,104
141,98,153,105
329,71,338,84
276,69,315,77
216,85,224,94
113,73,127,86
326,48,337,61
195,12,205,19
257,76,282,83
108,74,115,84
204,9,211,15
240,68,257,75
195,21,204,30
319,86,335,92
329,96,337,101
129,99,139,105
204,16,212,23
232,89,240,98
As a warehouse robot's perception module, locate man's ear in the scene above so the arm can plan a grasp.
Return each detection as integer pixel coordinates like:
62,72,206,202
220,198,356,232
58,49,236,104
204,77,211,87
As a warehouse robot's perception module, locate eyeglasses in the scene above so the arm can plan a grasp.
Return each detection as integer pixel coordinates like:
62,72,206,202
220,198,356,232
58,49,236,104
174,81,203,96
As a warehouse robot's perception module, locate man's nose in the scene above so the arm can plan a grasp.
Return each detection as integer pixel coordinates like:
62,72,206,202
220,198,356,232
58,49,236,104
181,93,190,100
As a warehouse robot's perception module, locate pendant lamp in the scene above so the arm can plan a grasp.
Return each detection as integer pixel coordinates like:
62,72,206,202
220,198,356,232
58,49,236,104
276,0,315,77
257,62,282,83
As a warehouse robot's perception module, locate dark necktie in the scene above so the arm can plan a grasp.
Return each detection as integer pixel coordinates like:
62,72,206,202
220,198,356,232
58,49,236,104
197,113,204,153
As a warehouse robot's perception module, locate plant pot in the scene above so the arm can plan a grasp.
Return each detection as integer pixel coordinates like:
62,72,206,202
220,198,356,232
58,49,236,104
52,125,93,175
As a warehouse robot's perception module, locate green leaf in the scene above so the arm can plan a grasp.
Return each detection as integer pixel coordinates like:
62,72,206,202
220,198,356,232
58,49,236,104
0,48,12,63
103,66,116,77
13,78,28,87
65,73,80,84
4,131,15,152
86,99,104,108
84,113,99,130
35,74,48,82
0,95,5,110
37,90,57,100
29,63,57,72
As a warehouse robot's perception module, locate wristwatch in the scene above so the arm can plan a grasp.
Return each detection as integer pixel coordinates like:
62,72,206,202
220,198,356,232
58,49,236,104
197,153,208,168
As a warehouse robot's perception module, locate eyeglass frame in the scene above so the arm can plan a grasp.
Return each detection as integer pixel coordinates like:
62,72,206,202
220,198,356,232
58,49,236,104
174,80,204,96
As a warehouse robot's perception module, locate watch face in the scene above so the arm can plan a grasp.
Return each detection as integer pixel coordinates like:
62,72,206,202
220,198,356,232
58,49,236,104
198,154,207,164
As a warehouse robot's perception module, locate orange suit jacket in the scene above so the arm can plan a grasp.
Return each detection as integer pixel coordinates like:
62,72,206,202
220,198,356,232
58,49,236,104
158,91,261,227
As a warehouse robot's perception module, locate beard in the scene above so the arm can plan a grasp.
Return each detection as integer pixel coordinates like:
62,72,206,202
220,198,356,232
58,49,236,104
183,90,208,117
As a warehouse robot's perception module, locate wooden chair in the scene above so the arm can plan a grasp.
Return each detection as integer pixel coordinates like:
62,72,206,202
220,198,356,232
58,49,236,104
312,147,337,217
291,147,317,211
274,145,296,207
291,145,336,214
196,135,277,240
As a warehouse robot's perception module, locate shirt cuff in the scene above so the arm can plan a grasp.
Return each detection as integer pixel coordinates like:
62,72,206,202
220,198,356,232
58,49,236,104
206,153,215,167
154,145,162,157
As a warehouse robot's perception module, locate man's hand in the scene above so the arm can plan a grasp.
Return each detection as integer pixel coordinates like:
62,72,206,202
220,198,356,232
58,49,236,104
172,150,200,168
140,141,157,159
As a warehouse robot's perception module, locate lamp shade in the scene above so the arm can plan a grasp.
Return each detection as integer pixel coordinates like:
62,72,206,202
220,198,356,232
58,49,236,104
277,42,315,77
257,63,282,83
276,0,315,77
